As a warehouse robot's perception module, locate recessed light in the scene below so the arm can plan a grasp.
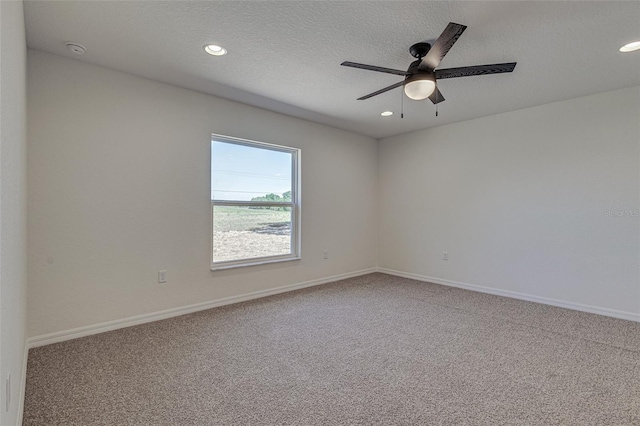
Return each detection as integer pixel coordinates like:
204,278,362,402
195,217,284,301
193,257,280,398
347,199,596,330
204,44,227,56
381,111,393,117
620,41,640,52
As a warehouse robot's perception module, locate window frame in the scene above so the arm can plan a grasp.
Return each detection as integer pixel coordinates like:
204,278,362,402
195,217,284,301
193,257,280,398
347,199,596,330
210,134,301,271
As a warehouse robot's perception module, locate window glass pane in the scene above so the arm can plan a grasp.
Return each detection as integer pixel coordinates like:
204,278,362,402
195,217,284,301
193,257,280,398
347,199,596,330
213,205,292,262
211,141,292,202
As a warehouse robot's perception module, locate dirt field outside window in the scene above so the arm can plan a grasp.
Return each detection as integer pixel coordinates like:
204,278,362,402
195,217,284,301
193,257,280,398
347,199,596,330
213,206,291,262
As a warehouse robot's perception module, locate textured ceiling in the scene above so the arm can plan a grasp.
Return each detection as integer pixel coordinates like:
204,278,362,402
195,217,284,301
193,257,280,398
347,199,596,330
24,1,640,139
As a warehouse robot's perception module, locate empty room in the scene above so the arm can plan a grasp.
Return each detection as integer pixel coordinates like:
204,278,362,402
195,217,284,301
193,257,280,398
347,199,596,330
1,0,640,424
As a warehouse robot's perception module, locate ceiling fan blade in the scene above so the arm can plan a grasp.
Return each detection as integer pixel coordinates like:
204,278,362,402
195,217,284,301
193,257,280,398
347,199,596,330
435,63,517,79
357,81,404,100
429,86,445,104
418,22,467,71
341,61,409,76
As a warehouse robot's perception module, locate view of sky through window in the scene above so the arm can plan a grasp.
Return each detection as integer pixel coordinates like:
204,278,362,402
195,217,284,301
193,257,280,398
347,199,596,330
211,140,292,201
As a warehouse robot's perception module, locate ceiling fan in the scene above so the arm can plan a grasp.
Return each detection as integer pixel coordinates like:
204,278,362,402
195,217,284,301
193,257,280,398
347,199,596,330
341,22,517,104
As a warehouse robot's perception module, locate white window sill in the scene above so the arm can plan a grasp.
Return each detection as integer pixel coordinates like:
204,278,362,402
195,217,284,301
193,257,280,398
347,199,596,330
211,256,301,271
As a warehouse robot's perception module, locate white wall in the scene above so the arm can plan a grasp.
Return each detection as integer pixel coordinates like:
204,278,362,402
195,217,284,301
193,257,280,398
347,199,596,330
25,45,640,346
379,86,640,316
0,0,28,424
27,50,378,338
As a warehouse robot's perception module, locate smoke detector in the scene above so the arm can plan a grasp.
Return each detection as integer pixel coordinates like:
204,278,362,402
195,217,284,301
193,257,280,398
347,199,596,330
65,42,86,55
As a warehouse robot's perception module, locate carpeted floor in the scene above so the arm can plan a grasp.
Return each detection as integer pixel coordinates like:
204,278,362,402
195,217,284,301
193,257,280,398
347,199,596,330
23,273,640,425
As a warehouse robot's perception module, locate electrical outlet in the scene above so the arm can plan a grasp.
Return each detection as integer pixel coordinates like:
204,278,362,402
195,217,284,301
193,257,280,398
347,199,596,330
158,270,167,283
5,374,10,412
323,250,328,260
443,252,448,261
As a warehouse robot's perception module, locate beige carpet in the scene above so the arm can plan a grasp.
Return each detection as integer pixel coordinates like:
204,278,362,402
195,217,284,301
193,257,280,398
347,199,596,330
23,273,640,425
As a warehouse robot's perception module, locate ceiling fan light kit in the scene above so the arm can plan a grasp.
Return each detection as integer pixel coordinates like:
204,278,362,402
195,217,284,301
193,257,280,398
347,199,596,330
341,22,517,107
404,72,436,100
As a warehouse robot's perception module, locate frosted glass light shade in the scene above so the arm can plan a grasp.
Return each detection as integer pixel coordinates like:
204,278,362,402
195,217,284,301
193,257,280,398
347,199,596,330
404,79,436,100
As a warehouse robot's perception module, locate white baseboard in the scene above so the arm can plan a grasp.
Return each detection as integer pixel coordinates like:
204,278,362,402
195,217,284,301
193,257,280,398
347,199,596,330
27,268,377,348
27,266,639,350
377,268,640,322
16,341,28,426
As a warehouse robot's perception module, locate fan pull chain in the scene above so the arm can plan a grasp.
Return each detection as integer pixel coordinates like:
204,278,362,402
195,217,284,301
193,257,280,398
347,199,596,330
401,89,404,119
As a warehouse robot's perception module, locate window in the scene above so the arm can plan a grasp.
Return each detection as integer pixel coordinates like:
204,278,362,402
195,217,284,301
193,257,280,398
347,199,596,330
211,135,300,270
